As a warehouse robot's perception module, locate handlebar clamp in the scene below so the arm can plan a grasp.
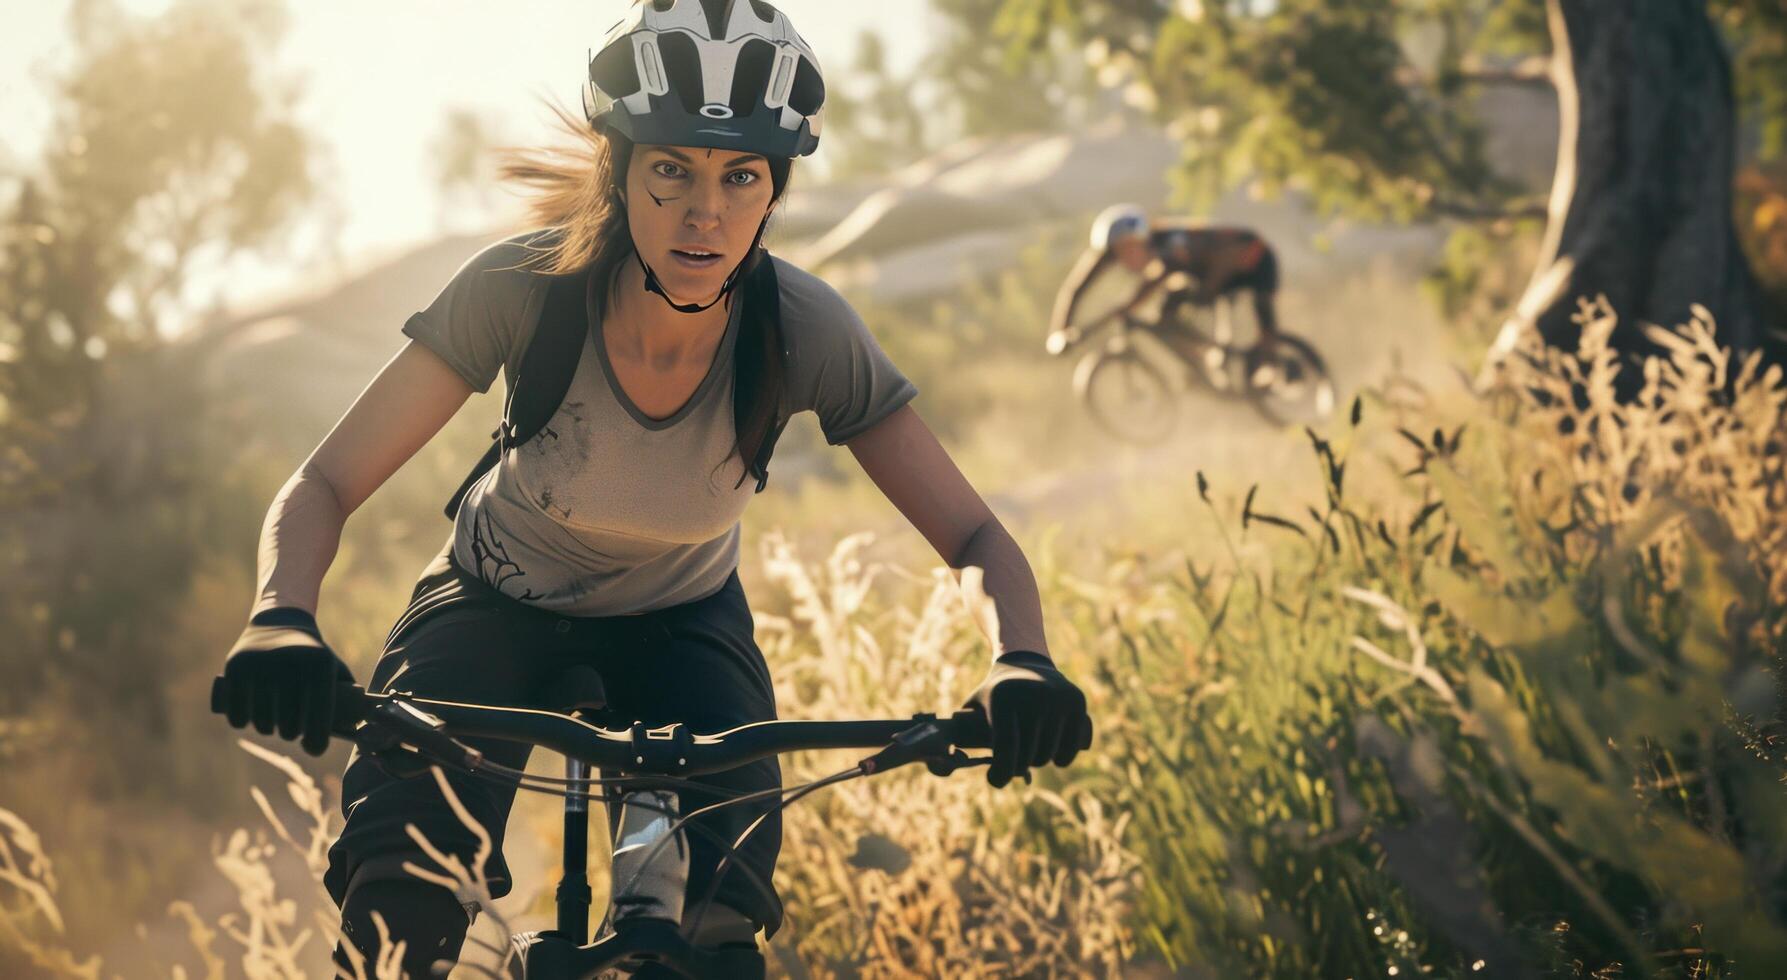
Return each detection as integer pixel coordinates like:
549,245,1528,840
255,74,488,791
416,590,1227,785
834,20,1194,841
626,721,694,776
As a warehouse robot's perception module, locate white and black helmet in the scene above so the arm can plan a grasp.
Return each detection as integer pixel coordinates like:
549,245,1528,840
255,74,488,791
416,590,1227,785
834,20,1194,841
1090,204,1150,251
584,0,825,159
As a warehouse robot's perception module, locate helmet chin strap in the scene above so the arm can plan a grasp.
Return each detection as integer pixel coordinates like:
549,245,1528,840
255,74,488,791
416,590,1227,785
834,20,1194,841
636,217,770,315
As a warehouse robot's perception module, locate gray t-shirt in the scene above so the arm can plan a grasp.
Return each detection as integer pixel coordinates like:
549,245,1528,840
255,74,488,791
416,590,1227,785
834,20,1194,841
402,233,918,615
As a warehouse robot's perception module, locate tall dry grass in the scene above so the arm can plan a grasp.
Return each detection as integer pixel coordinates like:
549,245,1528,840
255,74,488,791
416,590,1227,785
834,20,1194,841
1,741,355,979
753,533,1138,978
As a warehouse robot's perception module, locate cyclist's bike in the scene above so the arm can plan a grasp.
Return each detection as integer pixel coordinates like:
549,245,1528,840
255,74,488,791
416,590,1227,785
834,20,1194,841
1054,304,1336,442
210,669,993,979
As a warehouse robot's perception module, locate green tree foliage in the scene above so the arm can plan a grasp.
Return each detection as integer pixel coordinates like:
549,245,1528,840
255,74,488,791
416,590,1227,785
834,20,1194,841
992,0,1783,218
821,1,1102,179
1717,0,1787,159
927,0,1102,139
1000,0,1515,218
995,0,1535,219
0,0,315,427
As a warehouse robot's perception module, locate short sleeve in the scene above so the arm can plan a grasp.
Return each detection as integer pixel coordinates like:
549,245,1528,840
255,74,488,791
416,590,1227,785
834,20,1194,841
775,258,918,444
401,234,548,393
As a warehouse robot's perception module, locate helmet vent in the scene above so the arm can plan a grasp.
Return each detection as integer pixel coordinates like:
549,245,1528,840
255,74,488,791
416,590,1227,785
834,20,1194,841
589,40,642,100
697,0,732,37
787,56,824,116
655,31,707,115
729,38,775,117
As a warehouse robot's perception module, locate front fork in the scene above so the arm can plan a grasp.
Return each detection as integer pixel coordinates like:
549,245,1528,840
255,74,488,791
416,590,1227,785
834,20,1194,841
604,787,689,930
518,781,751,979
555,757,596,942
560,754,690,944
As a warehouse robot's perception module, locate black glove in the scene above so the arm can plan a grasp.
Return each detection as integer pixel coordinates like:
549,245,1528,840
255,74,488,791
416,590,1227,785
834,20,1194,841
221,607,352,756
964,651,1093,788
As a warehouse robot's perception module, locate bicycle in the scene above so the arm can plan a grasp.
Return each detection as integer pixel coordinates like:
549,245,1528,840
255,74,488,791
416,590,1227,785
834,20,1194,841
1051,303,1336,442
210,667,995,979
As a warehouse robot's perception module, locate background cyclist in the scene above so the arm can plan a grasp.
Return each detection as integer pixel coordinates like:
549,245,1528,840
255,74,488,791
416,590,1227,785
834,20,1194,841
214,2,1093,976
1046,204,1283,357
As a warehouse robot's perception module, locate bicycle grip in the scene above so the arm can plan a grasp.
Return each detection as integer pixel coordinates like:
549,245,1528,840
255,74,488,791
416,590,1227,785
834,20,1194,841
209,675,367,734
329,681,368,731
949,708,993,748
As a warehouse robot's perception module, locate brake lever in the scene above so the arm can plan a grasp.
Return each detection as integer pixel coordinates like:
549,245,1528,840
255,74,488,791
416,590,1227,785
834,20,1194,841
859,710,994,777
923,750,992,777
353,696,485,774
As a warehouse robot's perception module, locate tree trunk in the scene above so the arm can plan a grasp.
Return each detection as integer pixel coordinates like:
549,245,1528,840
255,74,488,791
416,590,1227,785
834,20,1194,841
1491,0,1777,395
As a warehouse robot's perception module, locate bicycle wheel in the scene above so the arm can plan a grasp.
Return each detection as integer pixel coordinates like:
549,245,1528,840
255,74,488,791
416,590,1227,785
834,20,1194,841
1243,334,1337,427
1074,348,1179,444
1153,314,1232,394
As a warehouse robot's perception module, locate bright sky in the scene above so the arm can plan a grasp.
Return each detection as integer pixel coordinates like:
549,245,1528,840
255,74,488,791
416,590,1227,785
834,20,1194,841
1,0,934,309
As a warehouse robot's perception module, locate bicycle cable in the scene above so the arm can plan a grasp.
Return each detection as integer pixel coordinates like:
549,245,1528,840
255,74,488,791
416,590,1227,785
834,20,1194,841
602,767,861,937
474,750,952,942
683,767,865,941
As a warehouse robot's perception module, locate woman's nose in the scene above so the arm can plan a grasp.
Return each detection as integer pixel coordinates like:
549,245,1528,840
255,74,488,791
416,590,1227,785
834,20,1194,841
683,183,724,230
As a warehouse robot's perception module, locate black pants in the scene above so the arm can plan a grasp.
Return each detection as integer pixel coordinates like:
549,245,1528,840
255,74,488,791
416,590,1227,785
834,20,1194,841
323,548,785,949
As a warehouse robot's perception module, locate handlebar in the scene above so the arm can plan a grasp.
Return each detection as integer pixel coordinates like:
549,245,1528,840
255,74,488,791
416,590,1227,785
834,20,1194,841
1049,312,1147,356
210,677,993,779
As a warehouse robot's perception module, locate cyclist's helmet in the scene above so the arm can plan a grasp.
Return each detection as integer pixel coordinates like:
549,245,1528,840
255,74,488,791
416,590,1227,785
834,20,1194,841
584,0,825,159
1090,204,1150,251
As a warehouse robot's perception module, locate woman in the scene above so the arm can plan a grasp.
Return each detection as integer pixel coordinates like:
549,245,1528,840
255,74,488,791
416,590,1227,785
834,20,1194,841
217,1,1092,975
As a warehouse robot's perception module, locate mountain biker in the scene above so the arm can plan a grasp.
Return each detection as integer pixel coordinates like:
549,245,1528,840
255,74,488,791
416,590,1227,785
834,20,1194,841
1045,203,1283,357
214,2,1093,977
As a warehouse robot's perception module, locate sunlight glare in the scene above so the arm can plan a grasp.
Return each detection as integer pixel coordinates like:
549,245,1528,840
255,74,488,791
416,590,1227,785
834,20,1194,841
116,0,175,17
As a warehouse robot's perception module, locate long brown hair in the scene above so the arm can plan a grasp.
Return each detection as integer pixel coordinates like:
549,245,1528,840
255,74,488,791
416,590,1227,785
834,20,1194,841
498,106,793,488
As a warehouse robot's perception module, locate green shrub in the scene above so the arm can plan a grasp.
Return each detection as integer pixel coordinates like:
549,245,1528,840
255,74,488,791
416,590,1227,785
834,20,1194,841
1066,297,1787,977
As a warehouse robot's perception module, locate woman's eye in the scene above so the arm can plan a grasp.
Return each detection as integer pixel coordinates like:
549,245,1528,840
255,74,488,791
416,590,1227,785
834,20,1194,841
727,171,759,186
652,162,684,178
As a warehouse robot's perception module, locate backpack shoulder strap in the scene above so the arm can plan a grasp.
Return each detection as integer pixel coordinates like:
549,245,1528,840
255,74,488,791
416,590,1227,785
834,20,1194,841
735,252,788,493
502,270,590,448
443,269,590,520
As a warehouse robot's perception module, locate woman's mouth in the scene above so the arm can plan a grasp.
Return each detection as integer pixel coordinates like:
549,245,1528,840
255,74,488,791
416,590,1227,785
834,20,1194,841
669,248,725,270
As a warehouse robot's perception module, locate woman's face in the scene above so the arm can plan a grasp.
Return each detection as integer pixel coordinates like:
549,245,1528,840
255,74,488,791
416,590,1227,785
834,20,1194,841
624,143,777,306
